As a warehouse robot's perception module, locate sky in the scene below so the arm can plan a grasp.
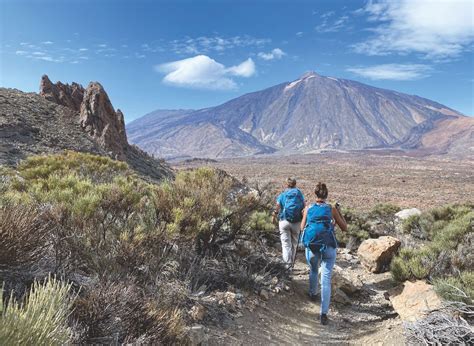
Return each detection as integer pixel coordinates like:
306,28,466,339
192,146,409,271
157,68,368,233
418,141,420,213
1,0,473,122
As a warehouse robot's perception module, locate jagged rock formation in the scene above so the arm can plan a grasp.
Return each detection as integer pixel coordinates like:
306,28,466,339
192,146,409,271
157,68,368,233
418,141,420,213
40,75,128,160
127,71,472,159
40,75,84,111
1,76,172,181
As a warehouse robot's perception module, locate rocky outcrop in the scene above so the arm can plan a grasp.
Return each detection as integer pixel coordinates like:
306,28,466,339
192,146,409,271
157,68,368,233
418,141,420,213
79,82,128,160
388,280,442,322
0,76,172,181
40,75,84,112
40,76,128,160
357,236,401,273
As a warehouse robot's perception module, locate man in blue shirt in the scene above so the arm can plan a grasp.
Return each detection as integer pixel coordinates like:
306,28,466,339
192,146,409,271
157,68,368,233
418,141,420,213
272,177,305,269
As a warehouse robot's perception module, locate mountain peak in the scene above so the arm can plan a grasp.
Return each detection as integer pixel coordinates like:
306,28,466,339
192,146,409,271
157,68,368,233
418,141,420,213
299,71,319,79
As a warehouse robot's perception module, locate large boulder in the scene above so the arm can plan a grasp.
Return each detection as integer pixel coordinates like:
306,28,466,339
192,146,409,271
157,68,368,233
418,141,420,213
357,236,401,273
388,280,443,322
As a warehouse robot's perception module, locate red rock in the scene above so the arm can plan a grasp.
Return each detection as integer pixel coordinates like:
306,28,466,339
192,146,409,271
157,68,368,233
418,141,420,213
357,236,401,273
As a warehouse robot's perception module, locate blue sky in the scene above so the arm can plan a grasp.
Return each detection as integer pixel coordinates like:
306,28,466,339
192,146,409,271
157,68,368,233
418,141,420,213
1,0,473,122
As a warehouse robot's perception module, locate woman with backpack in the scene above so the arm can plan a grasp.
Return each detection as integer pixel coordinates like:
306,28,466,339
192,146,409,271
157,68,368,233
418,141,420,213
301,182,347,325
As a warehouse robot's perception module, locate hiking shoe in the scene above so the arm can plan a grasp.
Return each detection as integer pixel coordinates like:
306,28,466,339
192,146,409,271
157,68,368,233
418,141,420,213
320,314,328,325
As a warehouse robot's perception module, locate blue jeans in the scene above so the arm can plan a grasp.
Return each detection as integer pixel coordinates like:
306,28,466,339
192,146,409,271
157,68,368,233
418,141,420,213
305,246,337,314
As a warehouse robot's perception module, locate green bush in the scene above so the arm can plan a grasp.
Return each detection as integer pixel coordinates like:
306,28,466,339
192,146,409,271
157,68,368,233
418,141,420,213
368,203,401,219
249,211,274,231
0,152,276,343
0,276,74,345
391,204,473,291
434,271,474,304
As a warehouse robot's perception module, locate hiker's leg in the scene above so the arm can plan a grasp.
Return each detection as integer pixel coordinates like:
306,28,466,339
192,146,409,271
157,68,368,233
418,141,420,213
305,248,319,295
320,247,337,315
279,220,292,264
289,222,300,264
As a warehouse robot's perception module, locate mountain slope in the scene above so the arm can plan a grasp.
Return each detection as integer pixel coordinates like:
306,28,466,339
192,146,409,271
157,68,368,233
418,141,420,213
127,71,470,159
0,76,173,181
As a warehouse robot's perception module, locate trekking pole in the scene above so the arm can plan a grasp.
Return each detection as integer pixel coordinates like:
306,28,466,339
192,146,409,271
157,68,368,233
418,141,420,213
290,229,303,269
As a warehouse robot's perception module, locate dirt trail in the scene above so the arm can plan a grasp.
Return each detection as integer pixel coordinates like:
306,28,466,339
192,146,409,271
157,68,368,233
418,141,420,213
208,250,404,345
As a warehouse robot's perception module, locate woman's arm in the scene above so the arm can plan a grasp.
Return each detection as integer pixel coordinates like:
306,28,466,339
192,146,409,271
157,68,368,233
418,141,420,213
300,206,308,230
332,206,347,232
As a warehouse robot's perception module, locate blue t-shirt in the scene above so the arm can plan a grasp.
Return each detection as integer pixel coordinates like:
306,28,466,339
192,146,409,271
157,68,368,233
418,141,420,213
277,188,305,221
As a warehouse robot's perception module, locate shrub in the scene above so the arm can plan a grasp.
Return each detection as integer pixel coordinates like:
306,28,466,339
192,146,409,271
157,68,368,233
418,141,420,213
368,203,401,219
72,280,186,344
16,150,129,184
0,152,280,343
391,204,473,284
0,204,51,268
434,271,474,304
249,211,274,231
0,276,74,345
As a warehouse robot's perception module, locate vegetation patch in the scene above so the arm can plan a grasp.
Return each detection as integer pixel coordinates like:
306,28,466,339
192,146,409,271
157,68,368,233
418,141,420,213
391,204,473,303
0,151,282,343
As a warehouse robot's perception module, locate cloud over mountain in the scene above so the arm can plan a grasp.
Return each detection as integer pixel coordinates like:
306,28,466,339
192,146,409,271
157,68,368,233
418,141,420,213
155,55,255,90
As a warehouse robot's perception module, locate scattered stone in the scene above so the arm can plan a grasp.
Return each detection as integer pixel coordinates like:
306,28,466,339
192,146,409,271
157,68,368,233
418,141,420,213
332,288,352,305
388,280,442,322
395,208,421,220
331,265,363,295
186,324,208,345
357,236,401,273
216,291,238,309
260,289,270,300
189,304,206,322
270,276,278,285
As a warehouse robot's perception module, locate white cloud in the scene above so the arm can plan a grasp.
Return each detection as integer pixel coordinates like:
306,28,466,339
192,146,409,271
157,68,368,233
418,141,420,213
41,41,53,45
347,63,431,80
258,48,286,60
354,0,474,59
296,31,304,37
315,15,349,33
170,35,270,55
155,55,256,90
79,48,88,51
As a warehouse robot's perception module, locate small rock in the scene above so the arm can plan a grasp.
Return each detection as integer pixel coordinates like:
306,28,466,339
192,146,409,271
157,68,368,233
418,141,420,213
186,324,208,345
270,276,278,286
332,288,352,305
357,236,401,273
331,265,363,295
395,208,421,220
260,289,270,300
189,304,206,322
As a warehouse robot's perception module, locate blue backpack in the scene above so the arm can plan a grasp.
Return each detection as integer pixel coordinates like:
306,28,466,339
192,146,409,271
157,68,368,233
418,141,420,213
280,188,305,223
303,203,337,253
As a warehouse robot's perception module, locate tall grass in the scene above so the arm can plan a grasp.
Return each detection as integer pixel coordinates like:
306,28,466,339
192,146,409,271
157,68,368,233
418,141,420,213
0,276,74,345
